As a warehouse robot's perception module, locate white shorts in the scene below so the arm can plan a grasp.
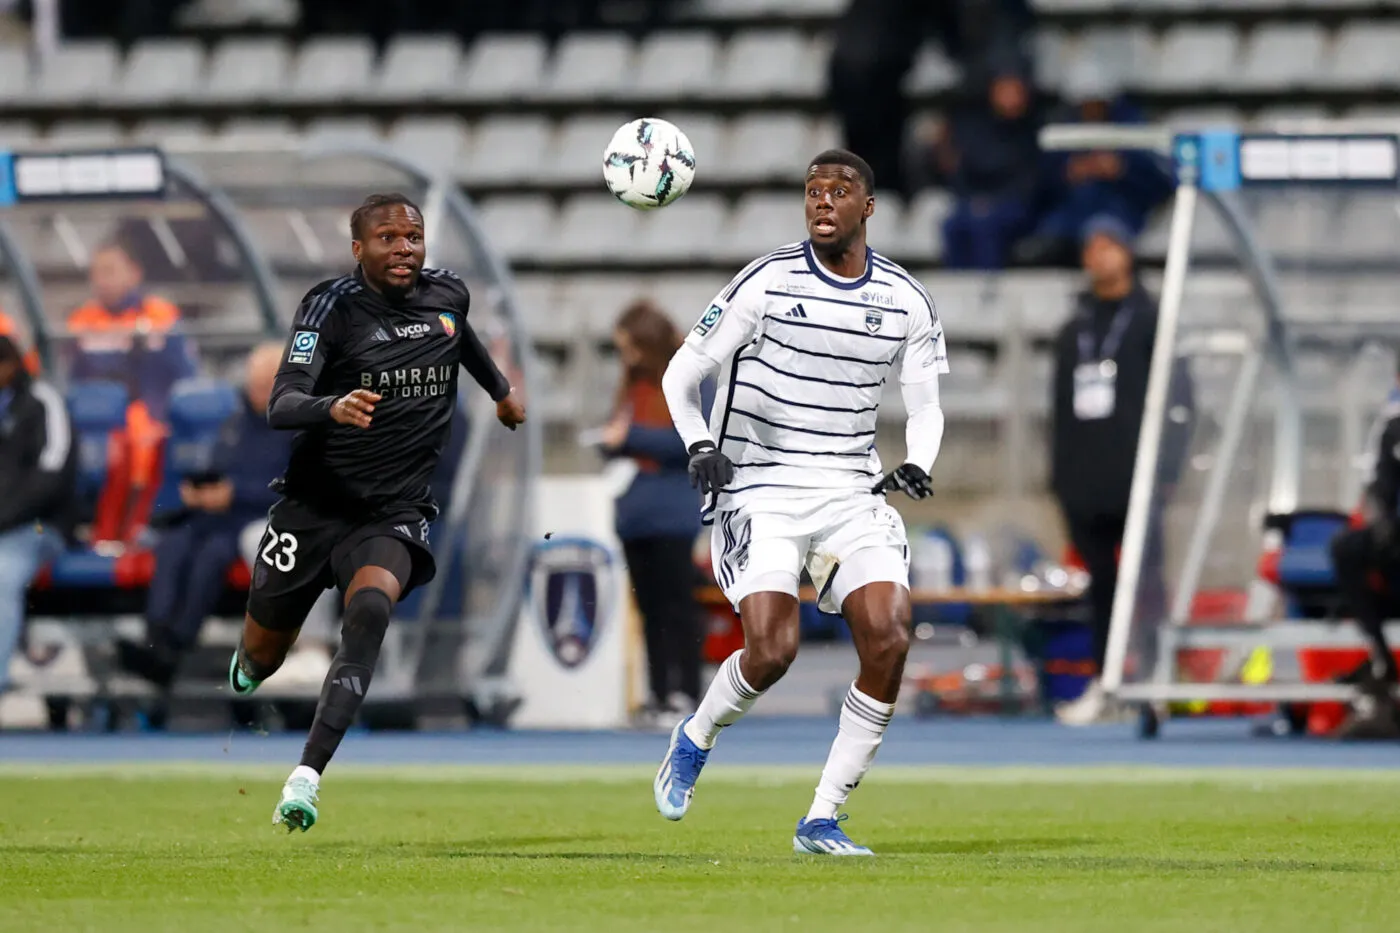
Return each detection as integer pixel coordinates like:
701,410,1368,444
710,493,910,615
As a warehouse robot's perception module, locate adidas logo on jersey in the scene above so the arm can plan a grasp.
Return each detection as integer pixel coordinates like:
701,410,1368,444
394,524,414,539
786,303,808,319
371,327,392,342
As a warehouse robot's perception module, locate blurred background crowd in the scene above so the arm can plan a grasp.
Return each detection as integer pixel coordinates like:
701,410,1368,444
0,0,1395,736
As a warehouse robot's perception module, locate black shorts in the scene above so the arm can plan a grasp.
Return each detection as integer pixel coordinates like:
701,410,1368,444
246,496,437,632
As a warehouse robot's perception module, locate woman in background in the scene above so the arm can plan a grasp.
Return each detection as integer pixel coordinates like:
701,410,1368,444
599,300,713,723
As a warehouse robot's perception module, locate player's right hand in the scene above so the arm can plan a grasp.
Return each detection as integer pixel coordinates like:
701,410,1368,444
687,441,734,496
330,389,380,429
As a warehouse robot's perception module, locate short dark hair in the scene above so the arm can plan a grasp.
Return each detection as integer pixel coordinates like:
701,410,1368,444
807,149,875,195
350,193,423,239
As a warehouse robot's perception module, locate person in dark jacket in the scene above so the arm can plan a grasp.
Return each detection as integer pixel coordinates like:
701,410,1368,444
1330,359,1400,739
598,300,714,720
118,342,291,686
1050,215,1193,725
938,50,1043,270
1019,61,1175,268
0,333,75,692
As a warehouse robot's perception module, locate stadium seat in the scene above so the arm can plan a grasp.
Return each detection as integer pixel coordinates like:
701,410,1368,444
538,33,635,102
461,115,553,186
66,380,131,547
388,116,471,175
0,120,38,147
653,112,724,174
1139,25,1238,93
1336,196,1400,262
370,34,464,101
1251,105,1328,131
287,36,377,102
474,195,558,264
0,43,29,104
634,33,721,100
716,192,804,263
898,189,952,264
1322,23,1400,91
867,190,906,253
44,121,124,147
1031,28,1069,93
549,114,634,185
130,118,213,146
303,115,385,148
720,112,812,183
633,194,727,263
903,43,959,95
1072,26,1153,95
1235,24,1328,92
456,33,548,102
647,274,729,330
114,39,205,104
548,195,642,263
708,30,821,99
218,116,299,146
203,38,293,103
508,275,557,336
32,40,120,105
151,379,240,522
554,275,636,339
1268,511,1350,618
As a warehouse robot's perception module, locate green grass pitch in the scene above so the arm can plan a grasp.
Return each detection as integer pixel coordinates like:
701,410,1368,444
2,765,1398,933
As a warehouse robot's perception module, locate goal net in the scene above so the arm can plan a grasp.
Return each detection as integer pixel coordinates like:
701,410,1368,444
1076,129,1400,707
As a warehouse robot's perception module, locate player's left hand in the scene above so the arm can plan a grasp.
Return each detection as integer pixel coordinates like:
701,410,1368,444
496,390,527,431
873,463,933,500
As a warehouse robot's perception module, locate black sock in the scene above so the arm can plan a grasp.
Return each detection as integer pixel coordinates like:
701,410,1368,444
300,587,392,774
236,638,283,682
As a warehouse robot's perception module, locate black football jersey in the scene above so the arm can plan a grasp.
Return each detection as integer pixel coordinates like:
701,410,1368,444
268,266,503,514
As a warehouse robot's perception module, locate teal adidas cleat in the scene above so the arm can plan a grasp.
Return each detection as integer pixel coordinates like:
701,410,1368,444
273,775,319,833
228,652,261,696
654,716,709,821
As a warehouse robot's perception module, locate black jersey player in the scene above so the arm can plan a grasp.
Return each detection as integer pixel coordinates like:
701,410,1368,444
231,193,526,832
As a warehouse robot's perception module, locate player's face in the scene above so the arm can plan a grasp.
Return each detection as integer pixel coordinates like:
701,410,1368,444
353,205,426,298
805,166,873,252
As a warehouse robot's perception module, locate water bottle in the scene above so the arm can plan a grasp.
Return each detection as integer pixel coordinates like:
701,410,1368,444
912,531,954,592
964,534,993,592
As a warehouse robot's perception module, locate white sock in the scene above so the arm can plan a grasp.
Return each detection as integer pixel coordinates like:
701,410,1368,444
289,764,321,786
683,651,762,750
807,683,894,821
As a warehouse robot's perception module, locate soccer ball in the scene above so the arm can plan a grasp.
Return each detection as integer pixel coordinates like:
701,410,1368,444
602,118,696,210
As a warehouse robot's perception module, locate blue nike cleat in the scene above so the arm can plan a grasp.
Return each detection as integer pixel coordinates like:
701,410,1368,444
793,814,874,856
654,716,709,821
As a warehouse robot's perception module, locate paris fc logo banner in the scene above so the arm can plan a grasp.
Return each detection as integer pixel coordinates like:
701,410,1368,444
526,536,617,669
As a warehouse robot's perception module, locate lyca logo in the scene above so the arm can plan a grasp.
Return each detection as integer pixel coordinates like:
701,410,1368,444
395,323,431,339
860,290,896,307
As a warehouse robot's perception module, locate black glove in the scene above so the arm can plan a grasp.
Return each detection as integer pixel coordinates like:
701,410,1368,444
687,441,734,496
873,463,933,500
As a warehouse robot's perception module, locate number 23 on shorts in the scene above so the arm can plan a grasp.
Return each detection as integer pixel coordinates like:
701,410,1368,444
260,526,299,572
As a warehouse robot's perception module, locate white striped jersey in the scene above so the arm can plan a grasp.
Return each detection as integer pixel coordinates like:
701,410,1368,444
685,240,949,516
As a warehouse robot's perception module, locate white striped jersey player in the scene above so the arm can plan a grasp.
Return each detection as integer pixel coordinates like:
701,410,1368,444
662,239,949,614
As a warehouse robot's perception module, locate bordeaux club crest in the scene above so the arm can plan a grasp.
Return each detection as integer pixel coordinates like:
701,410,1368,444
864,308,883,334
527,536,616,669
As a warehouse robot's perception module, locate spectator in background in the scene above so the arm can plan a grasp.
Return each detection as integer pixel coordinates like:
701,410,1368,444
598,300,712,723
1049,216,1192,727
1018,61,1174,268
0,331,75,693
67,241,198,425
937,48,1043,270
116,342,290,689
828,0,1034,196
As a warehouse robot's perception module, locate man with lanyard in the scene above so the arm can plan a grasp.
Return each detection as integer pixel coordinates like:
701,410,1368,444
1049,214,1193,726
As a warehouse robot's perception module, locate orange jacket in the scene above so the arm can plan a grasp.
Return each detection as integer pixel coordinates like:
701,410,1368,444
0,310,41,375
